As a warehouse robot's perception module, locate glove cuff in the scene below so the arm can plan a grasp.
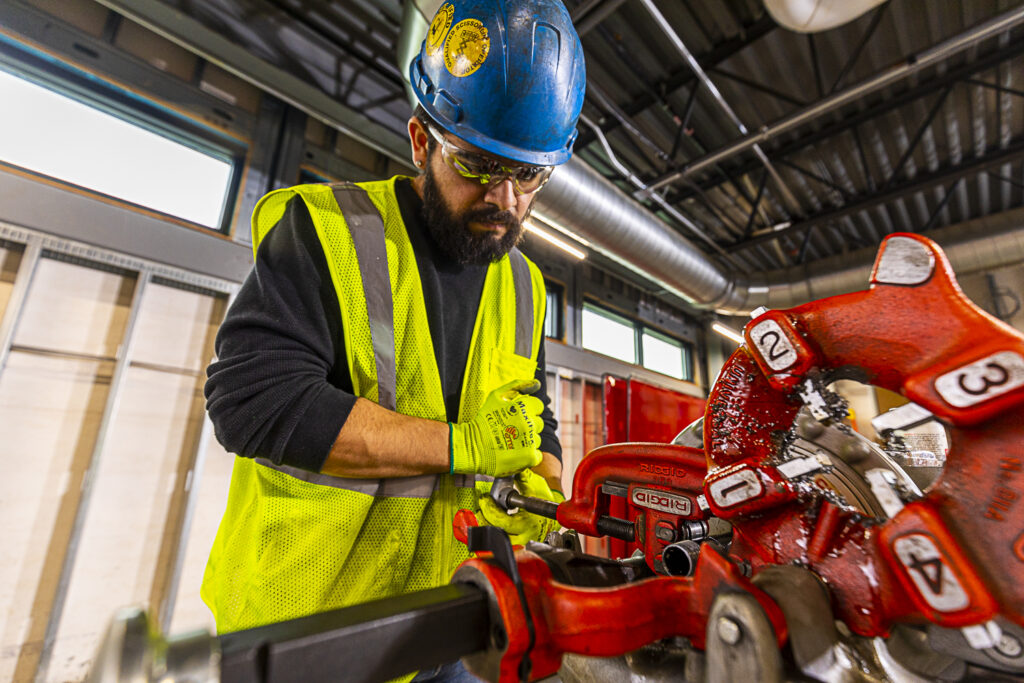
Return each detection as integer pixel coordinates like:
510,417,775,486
448,422,456,474
450,422,490,475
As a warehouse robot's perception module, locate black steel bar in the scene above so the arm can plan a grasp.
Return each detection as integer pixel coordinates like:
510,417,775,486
219,584,490,683
668,40,1024,201
743,171,769,238
774,158,851,198
576,15,777,147
988,170,1024,190
920,178,962,233
506,491,560,519
851,124,877,192
964,76,1024,99
808,34,824,99
883,86,953,189
707,66,807,107
830,4,889,94
727,138,1024,253
797,224,816,263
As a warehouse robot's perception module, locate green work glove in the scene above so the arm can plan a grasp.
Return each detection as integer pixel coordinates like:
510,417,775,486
478,469,564,546
449,379,544,477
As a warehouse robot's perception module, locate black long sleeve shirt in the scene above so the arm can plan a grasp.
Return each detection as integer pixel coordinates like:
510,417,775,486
205,178,560,472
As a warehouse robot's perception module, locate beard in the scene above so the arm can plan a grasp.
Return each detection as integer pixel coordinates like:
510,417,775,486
421,161,528,265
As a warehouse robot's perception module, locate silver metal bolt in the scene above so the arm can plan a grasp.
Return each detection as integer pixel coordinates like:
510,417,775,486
717,616,742,645
796,413,825,438
997,633,1023,659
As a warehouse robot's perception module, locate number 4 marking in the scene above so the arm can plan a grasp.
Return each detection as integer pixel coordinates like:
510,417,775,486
893,534,969,612
906,553,945,595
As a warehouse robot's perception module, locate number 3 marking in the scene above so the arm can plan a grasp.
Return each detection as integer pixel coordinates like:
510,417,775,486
957,362,1009,396
935,351,1024,408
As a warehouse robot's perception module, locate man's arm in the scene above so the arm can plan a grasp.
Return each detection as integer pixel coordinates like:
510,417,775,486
320,397,449,478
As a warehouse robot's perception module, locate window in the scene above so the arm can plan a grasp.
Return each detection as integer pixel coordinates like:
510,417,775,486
582,302,694,381
582,302,636,364
543,280,563,339
642,328,691,380
0,68,236,230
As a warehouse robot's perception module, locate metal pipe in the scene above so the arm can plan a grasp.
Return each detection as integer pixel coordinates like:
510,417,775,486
158,412,216,634
0,238,41,375
647,4,1024,192
637,0,803,215
580,115,729,258
534,157,732,306
35,271,152,682
717,203,1024,313
575,0,631,37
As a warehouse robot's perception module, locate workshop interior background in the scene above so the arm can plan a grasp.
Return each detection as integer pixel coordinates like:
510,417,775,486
1,0,1023,680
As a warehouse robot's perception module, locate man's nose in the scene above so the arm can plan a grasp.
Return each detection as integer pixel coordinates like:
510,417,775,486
483,177,517,211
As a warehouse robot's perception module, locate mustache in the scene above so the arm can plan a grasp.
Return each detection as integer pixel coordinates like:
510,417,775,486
464,207,519,228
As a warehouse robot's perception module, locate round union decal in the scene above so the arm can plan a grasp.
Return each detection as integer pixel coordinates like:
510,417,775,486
426,4,453,57
444,19,490,78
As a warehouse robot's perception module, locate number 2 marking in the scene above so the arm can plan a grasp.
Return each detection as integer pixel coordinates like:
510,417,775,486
749,319,798,372
759,330,787,362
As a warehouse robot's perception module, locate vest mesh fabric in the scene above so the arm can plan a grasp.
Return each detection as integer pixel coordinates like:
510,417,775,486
202,178,544,637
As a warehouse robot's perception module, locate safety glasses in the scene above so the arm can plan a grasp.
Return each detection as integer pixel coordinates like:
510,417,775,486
426,125,553,196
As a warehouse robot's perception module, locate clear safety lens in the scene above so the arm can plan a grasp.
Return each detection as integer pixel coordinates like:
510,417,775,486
427,125,553,195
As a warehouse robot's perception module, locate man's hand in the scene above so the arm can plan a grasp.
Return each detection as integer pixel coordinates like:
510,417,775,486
449,379,544,477
478,469,562,545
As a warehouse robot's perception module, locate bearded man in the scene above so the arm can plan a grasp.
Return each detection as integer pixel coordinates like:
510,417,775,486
201,1,584,679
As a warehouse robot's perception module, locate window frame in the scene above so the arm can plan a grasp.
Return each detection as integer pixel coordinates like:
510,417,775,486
543,277,565,341
581,300,695,381
581,300,639,365
640,325,692,381
0,45,247,234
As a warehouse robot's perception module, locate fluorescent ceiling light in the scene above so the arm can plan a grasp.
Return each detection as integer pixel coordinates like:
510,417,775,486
712,322,744,344
525,220,586,260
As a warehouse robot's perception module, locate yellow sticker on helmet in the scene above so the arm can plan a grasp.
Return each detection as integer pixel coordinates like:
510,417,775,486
444,19,490,78
426,4,453,57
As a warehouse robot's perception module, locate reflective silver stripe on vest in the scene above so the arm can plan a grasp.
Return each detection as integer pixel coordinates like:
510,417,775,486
508,247,533,358
255,458,380,494
256,459,447,498
332,183,397,411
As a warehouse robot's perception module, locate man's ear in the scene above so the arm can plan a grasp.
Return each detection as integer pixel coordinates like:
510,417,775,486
408,116,429,168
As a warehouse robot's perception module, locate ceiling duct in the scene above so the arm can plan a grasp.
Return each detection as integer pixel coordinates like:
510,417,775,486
89,0,1024,315
398,1,1024,315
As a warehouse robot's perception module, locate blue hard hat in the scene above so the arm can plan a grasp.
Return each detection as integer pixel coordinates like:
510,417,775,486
410,0,586,166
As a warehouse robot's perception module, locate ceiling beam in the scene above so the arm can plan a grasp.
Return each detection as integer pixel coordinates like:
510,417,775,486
576,13,777,149
728,138,1024,254
667,35,1024,206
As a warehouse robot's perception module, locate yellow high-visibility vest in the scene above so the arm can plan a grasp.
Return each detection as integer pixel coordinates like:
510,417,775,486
201,178,545,633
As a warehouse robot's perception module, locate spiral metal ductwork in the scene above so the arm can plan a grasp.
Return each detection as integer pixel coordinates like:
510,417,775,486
399,1,1024,315
534,159,733,306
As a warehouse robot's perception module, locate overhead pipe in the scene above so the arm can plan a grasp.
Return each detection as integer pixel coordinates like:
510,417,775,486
637,0,804,216
719,204,1024,313
646,3,1024,192
393,1,1024,314
90,0,1024,316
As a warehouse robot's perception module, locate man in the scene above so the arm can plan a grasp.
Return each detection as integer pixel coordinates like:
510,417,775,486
201,1,584,677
